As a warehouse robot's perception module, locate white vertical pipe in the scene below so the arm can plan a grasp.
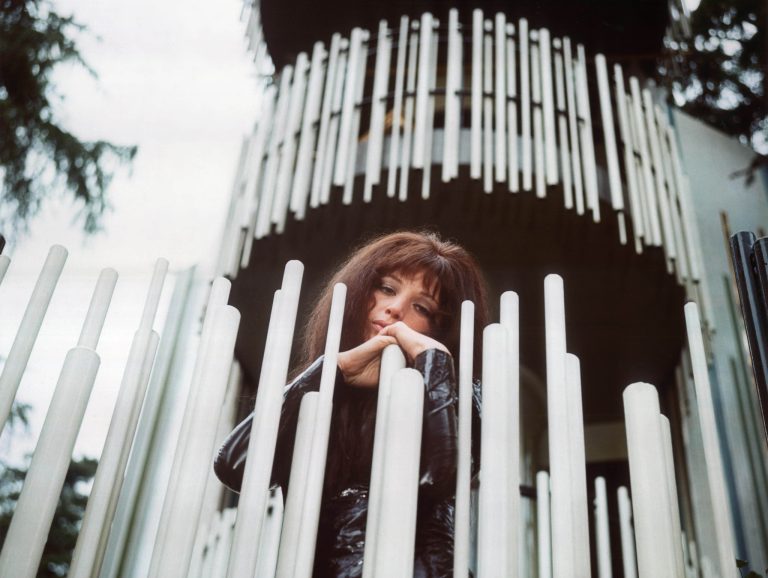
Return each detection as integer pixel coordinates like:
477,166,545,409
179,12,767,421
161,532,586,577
443,9,460,183
531,33,545,199
575,45,600,223
342,30,369,205
275,392,319,578
293,284,347,578
362,344,407,578
477,323,509,577
70,259,167,578
0,244,67,433
500,292,520,578
660,416,686,577
320,42,348,205
292,42,326,219
334,28,363,186
255,67,293,239
482,24,493,193
471,9,483,179
613,65,644,246
147,277,232,577
544,274,576,578
684,303,738,578
566,354,591,578
668,128,701,281
0,347,101,578
617,486,638,578
420,27,438,200
627,91,653,250
254,488,284,578
629,77,661,245
398,26,419,202
273,52,308,232
387,16,409,197
563,38,584,215
227,261,303,578
506,25,519,193
642,88,677,261
0,269,115,578
622,382,679,578
539,28,557,185
364,21,391,201
553,39,573,209
212,508,237,578
0,255,9,286
494,12,507,183
454,301,475,578
78,268,119,350
537,471,552,578
372,369,425,576
595,55,624,212
311,33,341,208
451,17,464,180
594,477,613,578
242,88,276,233
413,13,433,168
519,18,531,191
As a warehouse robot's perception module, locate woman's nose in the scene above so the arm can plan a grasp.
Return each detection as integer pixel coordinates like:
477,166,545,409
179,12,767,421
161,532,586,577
385,300,402,319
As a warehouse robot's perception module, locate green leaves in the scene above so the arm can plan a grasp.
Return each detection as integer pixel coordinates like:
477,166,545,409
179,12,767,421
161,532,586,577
0,0,136,236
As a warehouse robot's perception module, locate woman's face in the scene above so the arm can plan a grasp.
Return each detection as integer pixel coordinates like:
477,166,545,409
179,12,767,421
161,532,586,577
367,271,439,340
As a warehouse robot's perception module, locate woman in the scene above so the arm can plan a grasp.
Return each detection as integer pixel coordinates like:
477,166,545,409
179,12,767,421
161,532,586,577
214,231,489,577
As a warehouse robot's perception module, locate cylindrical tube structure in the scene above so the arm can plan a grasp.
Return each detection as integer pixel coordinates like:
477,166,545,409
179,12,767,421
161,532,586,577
536,471,552,578
226,261,303,578
254,488,285,578
0,244,67,433
372,368,425,576
660,416,686,577
0,255,9,286
594,477,613,578
77,268,118,350
294,284,347,578
617,486,638,578
0,347,100,578
478,323,510,576
684,303,739,578
363,343,407,578
622,382,679,578
454,301,475,578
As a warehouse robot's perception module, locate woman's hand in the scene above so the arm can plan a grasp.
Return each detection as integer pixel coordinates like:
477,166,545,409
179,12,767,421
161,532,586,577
337,335,398,388
378,321,450,363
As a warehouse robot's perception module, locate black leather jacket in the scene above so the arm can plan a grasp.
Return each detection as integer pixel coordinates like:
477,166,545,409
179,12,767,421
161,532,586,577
214,349,481,578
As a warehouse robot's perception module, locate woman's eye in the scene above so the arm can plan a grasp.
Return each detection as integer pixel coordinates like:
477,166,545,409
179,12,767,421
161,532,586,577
414,303,431,317
380,284,395,295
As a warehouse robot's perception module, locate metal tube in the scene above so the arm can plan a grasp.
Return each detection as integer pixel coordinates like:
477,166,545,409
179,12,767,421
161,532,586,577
364,22,392,201
537,471,553,578
78,268,118,350
594,477,613,578
363,344,406,578
494,12,507,183
227,261,303,578
553,38,572,208
421,26,438,200
575,45,599,222
371,369,425,576
507,25,519,193
595,55,624,212
520,18,531,191
0,244,67,434
483,22,493,193
563,38,584,215
685,303,744,578
321,42,348,205
478,323,510,575
254,488,284,578
539,28,558,185
0,255,9,286
334,28,363,186
311,34,341,208
442,9,460,183
532,33,545,198
661,416,686,577
617,486,638,578
471,9,483,179
342,30,369,205
413,13,433,169
453,301,474,578
398,25,419,202
622,382,679,578
293,283,347,578
387,17,409,197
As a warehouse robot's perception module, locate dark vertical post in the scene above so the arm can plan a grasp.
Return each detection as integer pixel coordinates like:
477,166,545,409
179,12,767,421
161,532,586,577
729,231,768,442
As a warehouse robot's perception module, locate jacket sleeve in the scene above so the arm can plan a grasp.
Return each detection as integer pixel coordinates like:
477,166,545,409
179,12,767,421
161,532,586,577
413,348,459,497
213,357,325,493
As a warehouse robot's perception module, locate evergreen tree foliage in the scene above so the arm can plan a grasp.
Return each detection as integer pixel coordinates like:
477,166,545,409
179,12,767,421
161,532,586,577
663,0,767,158
0,0,136,235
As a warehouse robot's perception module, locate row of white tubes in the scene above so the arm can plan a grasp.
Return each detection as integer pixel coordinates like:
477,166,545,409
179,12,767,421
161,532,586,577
221,8,716,334
0,248,738,577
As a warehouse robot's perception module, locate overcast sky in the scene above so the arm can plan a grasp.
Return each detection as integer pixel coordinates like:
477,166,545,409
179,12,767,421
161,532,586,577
0,0,258,462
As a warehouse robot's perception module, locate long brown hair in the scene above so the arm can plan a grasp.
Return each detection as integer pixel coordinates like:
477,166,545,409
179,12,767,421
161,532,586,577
300,230,490,374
